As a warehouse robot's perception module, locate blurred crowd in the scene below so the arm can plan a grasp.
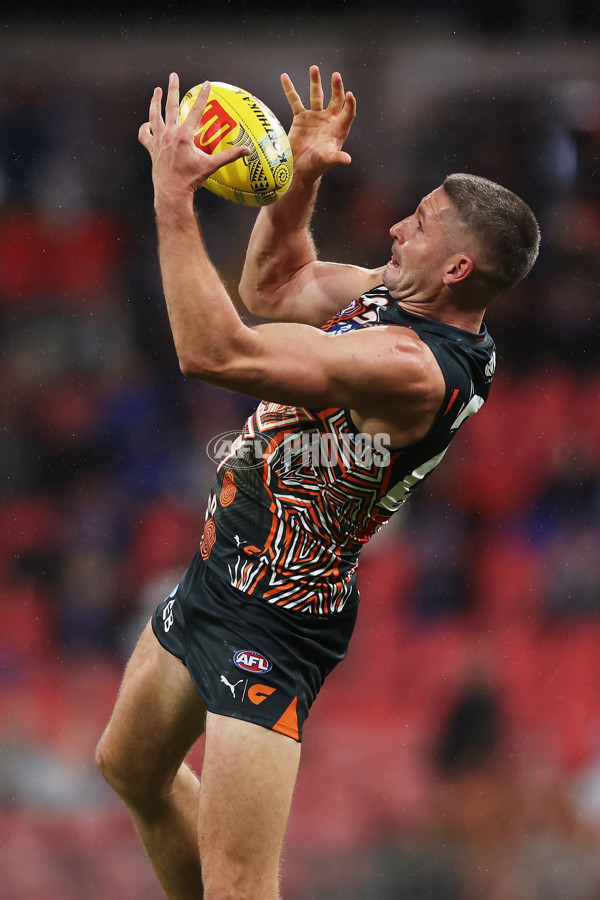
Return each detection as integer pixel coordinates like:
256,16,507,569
1,22,600,899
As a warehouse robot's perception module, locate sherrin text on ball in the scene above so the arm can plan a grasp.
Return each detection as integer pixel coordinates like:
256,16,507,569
179,81,294,206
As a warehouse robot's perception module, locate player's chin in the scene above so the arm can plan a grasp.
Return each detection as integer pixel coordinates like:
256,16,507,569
382,263,399,290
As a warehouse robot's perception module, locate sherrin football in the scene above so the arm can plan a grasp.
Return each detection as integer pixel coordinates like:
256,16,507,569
179,81,294,206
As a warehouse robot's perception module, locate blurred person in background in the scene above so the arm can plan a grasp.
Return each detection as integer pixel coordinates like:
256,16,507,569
429,666,600,900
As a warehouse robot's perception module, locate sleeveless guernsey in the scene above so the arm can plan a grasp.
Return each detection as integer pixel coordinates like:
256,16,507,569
199,285,496,614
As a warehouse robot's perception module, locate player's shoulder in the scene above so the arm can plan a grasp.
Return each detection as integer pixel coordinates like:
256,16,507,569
387,325,446,387
343,321,446,403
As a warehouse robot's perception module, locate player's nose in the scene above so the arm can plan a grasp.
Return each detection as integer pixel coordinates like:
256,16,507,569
390,221,406,244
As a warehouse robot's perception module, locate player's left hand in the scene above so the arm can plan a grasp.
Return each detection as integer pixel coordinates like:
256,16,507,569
281,66,356,183
138,73,250,204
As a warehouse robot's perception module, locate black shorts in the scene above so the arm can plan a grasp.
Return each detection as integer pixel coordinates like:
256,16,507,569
151,552,358,742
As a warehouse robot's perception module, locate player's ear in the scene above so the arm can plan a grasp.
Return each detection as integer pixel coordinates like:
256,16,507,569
443,254,474,285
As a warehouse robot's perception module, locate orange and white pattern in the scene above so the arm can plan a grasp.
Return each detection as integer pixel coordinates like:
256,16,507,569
200,286,495,614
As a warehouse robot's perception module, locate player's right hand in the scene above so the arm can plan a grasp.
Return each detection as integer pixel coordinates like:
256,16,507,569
280,65,356,182
139,73,250,207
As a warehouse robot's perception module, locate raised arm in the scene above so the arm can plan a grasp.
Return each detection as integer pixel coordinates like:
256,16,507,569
238,66,383,326
138,74,444,447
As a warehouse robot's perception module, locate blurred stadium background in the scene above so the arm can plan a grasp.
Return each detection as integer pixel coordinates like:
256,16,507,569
1,3,600,897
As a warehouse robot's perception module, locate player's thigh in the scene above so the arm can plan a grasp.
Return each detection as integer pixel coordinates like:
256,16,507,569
97,620,207,792
198,712,301,895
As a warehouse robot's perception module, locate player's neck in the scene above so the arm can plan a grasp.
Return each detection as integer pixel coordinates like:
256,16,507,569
396,297,484,334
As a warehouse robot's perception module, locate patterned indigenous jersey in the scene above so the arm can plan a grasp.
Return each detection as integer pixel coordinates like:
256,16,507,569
200,285,496,614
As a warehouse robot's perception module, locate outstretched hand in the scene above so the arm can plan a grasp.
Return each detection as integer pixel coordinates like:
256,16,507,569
281,65,356,182
138,73,250,204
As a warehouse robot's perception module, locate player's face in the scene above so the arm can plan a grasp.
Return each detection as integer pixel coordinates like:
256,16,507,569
383,187,458,299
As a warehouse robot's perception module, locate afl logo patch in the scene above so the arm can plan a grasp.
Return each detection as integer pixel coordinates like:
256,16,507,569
234,650,272,673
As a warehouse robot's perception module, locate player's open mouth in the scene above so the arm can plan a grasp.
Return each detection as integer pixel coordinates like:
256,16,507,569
389,254,400,268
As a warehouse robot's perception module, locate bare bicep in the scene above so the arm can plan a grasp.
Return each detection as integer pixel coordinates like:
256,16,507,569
244,262,384,326
201,323,445,434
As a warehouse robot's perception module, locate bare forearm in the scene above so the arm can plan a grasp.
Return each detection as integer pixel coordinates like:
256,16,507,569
239,174,321,312
155,195,248,376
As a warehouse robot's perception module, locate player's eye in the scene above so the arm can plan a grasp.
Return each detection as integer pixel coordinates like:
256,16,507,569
417,220,423,232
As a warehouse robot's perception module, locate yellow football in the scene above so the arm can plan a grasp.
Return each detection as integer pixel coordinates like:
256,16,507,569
179,81,294,207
